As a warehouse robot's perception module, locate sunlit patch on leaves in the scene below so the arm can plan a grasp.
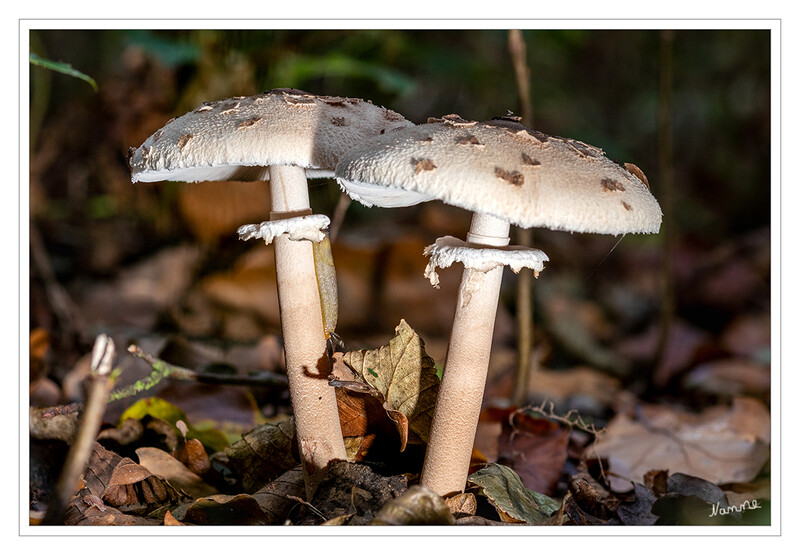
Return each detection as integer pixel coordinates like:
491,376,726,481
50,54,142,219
370,485,455,525
468,463,560,524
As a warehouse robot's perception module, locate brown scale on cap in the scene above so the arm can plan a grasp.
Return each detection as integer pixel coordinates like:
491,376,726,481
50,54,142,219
383,108,406,122
330,116,349,127
216,99,242,115
428,114,476,127
455,134,483,147
521,152,541,167
495,167,524,186
412,158,437,174
621,201,633,211
237,117,261,129
126,147,137,169
284,93,317,107
176,134,193,150
563,139,602,158
418,136,435,143
624,162,650,189
601,178,625,192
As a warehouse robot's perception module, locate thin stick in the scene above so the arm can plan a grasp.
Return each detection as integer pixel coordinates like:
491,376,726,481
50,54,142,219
508,30,536,407
110,344,287,402
43,335,117,525
328,191,352,245
654,30,676,376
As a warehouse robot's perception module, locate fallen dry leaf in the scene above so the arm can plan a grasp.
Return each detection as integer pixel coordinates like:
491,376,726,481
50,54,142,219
468,463,560,524
593,397,770,492
370,485,455,525
225,418,298,493
339,319,439,446
495,409,570,497
251,466,306,524
682,358,770,398
181,493,271,525
135,446,218,499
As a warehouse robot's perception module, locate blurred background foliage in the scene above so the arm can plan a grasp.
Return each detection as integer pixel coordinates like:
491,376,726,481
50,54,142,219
29,28,771,238
28,28,772,400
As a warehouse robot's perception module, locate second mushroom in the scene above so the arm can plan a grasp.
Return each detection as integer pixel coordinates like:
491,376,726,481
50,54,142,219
335,114,663,497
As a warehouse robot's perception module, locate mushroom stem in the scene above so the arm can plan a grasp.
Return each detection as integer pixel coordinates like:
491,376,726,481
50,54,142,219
268,165,347,490
421,212,511,497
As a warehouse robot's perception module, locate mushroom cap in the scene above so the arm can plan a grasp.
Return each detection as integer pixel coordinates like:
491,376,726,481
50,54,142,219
335,115,662,235
129,88,413,184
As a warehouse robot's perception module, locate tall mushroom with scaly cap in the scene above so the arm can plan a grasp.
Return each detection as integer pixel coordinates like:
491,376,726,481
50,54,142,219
335,114,662,497
129,88,413,491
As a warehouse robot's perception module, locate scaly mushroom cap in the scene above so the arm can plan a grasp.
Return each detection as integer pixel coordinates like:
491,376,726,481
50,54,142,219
336,114,663,235
129,88,413,184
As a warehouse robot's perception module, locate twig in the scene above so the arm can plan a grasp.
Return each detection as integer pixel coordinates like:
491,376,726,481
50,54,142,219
507,29,536,407
286,495,328,522
29,223,85,341
108,344,288,402
515,400,608,484
43,335,118,525
328,191,352,245
653,30,676,377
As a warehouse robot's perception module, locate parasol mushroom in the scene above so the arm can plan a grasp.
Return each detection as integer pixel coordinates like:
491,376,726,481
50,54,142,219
129,88,413,490
335,114,662,496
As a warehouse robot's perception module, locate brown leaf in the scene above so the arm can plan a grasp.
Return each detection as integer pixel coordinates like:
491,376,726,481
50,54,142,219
65,443,184,520
63,495,160,526
163,510,185,525
339,320,439,445
446,492,478,518
495,410,570,497
225,418,298,492
103,458,184,514
182,494,271,525
135,447,218,499
593,397,770,492
172,437,212,478
176,180,270,245
682,358,770,398
370,485,455,525
616,319,714,387
251,467,306,524
294,461,408,525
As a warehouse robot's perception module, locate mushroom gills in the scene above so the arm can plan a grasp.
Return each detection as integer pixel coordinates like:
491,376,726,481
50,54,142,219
336,178,435,208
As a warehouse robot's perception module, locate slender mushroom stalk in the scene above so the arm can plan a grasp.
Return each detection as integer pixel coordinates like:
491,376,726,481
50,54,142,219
421,213,511,496
335,114,662,496
268,165,344,480
128,89,413,491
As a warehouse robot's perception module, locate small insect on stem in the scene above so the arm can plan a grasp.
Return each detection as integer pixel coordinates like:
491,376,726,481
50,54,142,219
312,233,339,341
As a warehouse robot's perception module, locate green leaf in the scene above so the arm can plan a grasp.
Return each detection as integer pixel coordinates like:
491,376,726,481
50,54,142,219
119,397,229,453
468,463,561,523
272,52,415,96
29,53,98,91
